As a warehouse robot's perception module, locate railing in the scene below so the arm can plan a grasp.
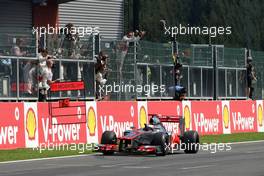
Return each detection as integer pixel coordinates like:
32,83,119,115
252,50,264,100
0,30,38,100
0,32,96,101
100,40,249,100
0,31,262,101
216,46,247,99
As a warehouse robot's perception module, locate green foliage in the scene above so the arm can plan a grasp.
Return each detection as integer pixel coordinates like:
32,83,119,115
137,0,264,50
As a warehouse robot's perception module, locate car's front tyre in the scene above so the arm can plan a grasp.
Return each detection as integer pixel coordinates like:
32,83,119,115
183,130,199,154
152,132,168,156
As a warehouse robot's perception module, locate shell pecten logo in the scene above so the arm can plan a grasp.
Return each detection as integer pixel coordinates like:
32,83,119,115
223,105,229,129
139,106,147,128
258,104,263,127
87,107,96,136
184,106,191,130
26,108,37,140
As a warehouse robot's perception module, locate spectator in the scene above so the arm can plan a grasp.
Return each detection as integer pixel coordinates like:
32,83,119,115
23,60,34,95
38,48,49,68
119,30,146,73
60,23,79,58
26,49,49,95
168,85,187,100
96,65,107,85
175,62,183,85
246,57,257,99
95,52,109,99
23,45,48,96
95,52,109,73
38,57,60,101
59,23,79,82
11,38,26,56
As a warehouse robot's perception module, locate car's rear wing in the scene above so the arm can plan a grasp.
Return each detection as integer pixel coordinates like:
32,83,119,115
148,114,185,136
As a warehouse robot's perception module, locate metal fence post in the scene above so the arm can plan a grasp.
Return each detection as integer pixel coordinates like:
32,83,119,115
92,34,95,61
187,66,190,97
225,69,227,98
134,41,137,100
92,34,96,99
201,67,203,97
160,65,162,98
16,58,19,101
236,69,238,97
36,32,39,100
213,45,218,100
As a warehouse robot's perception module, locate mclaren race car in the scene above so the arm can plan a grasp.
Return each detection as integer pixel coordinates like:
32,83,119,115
99,114,199,156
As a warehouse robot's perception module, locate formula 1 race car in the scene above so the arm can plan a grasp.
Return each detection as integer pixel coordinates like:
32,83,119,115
99,114,199,156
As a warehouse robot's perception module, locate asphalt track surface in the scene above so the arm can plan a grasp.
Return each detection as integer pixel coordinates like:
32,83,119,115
0,141,263,176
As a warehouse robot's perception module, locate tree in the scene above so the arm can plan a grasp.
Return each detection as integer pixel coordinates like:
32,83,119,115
135,0,264,50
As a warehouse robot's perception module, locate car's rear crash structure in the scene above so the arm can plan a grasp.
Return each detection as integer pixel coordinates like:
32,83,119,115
99,114,200,156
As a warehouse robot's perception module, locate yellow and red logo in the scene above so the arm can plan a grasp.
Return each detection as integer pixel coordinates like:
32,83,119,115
87,107,96,136
139,106,147,128
258,104,263,127
223,105,229,129
184,105,191,130
26,108,37,140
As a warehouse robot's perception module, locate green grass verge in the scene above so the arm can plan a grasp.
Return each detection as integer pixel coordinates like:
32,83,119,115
0,133,263,162
200,132,264,144
0,146,94,162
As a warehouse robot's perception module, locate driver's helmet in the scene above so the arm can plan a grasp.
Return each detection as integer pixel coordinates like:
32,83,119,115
149,115,160,125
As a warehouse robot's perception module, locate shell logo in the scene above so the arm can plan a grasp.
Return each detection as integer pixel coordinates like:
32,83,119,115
258,105,263,127
184,106,191,130
87,107,96,136
223,105,229,129
139,106,147,128
26,108,37,140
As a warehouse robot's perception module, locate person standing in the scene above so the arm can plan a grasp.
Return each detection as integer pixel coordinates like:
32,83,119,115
119,30,146,73
246,57,257,99
38,57,60,101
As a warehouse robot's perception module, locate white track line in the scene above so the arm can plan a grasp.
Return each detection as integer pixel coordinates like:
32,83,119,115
0,154,89,164
181,165,214,170
100,163,131,168
123,166,151,169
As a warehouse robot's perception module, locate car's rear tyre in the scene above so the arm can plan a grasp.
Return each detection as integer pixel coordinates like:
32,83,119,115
183,130,199,154
101,131,117,144
101,131,117,155
152,132,168,156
